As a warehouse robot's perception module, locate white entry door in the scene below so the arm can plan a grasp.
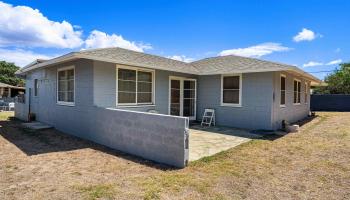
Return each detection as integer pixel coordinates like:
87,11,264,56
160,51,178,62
169,77,196,120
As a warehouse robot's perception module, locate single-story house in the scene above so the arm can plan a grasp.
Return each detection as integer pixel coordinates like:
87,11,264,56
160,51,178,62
0,82,25,99
14,47,321,167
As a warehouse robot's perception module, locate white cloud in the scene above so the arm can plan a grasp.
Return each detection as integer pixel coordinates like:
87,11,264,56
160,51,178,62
84,30,152,52
0,2,152,51
218,43,291,58
302,59,342,67
167,55,195,63
0,1,83,48
0,2,155,68
326,59,342,65
0,48,52,67
293,28,320,42
303,61,324,67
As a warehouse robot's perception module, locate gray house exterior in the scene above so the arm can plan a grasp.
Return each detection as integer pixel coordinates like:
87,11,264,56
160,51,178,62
15,47,320,167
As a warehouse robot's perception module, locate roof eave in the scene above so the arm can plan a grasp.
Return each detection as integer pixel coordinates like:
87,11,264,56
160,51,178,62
15,52,78,75
197,67,322,85
288,67,322,85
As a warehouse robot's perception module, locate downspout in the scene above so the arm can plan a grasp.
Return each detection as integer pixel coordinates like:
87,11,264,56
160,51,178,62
28,88,31,122
271,72,276,130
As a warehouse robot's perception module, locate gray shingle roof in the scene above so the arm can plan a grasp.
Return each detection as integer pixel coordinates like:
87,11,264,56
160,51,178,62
78,47,199,74
16,47,320,83
192,55,297,74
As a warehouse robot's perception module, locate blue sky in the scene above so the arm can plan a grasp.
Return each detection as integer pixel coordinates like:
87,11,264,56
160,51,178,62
0,0,349,80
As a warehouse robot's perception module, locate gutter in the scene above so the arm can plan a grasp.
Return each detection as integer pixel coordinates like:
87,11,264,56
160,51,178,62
15,52,78,75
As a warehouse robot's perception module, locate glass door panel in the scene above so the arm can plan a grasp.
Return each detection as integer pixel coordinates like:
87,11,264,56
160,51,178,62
183,80,196,119
170,80,181,116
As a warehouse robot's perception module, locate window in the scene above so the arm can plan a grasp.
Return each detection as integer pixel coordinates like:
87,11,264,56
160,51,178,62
57,66,74,105
305,82,308,104
280,75,286,106
221,74,241,106
293,79,301,104
117,67,154,105
34,79,38,96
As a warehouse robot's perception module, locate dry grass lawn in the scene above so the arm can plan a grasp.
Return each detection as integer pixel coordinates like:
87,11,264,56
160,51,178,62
0,111,349,200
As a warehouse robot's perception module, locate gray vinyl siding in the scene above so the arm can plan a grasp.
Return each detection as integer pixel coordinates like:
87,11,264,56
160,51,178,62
93,60,197,114
271,71,310,129
196,72,274,130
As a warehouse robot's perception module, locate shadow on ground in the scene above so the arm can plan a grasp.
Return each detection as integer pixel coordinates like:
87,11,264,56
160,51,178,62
0,117,174,170
296,114,318,127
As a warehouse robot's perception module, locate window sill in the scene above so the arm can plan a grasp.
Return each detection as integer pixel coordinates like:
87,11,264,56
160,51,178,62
293,103,301,106
57,102,75,106
117,104,156,108
280,105,286,108
220,103,242,107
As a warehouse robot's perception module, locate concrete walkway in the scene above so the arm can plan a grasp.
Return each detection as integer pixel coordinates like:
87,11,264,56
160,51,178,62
189,125,261,161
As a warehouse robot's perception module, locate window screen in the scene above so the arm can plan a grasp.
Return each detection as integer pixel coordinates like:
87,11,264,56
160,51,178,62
280,76,286,105
58,68,74,103
222,75,240,104
118,68,153,104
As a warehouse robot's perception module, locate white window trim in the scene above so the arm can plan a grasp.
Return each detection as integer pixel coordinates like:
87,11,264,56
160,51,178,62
293,78,301,105
280,74,286,108
116,65,155,107
168,76,197,120
57,65,75,106
220,73,242,107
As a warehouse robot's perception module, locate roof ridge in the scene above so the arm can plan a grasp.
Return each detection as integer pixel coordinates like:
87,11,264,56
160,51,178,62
78,47,120,53
192,54,296,68
79,47,191,65
77,47,202,73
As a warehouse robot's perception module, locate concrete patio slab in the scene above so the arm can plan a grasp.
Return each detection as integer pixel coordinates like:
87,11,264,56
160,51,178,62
189,125,262,161
22,122,53,130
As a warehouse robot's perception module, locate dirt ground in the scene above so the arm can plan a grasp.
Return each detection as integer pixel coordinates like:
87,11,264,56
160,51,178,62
0,111,349,200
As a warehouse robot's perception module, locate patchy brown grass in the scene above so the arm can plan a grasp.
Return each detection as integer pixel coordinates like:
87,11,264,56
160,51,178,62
1,111,350,199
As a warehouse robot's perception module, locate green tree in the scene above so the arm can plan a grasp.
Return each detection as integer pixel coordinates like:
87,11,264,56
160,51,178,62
314,62,350,94
0,61,25,87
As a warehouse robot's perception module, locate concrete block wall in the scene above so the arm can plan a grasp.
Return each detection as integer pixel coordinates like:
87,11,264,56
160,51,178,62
51,106,189,168
89,107,189,168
